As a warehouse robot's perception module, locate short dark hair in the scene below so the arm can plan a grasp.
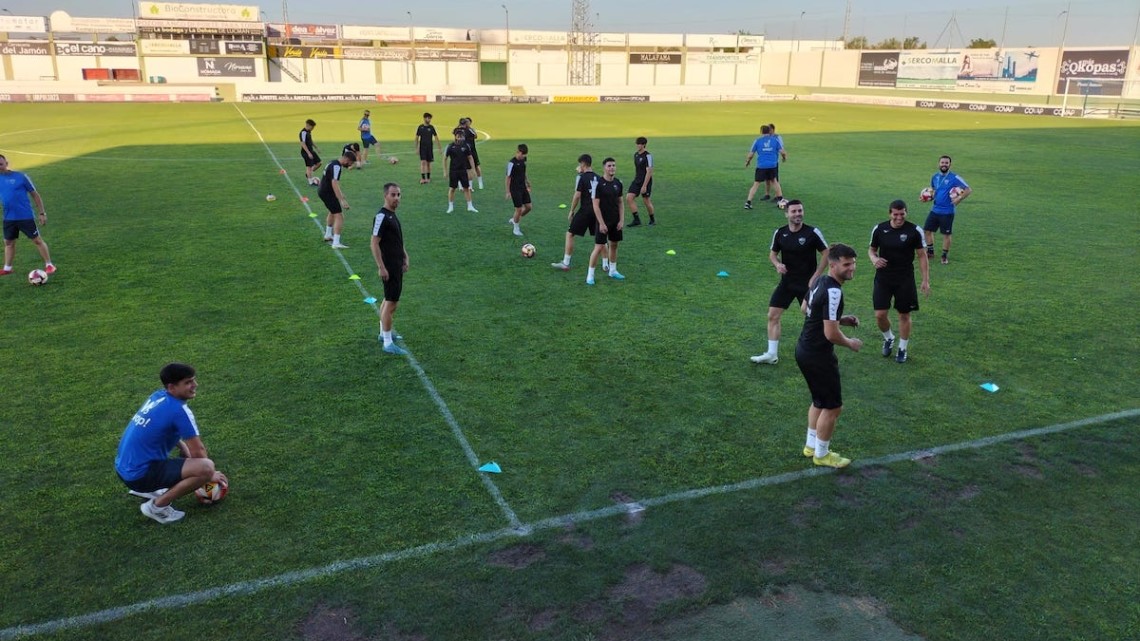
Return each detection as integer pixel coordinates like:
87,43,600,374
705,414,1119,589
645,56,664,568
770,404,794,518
0,154,6,161
603,157,615,165
160,362,196,386
828,243,857,261
577,153,592,165
383,182,399,194
768,123,776,130
423,112,432,119
889,199,907,212
785,198,803,209
347,142,360,151
636,136,647,145
343,151,357,163
453,127,465,136
305,119,316,126
518,143,528,154
940,155,952,163
761,124,771,134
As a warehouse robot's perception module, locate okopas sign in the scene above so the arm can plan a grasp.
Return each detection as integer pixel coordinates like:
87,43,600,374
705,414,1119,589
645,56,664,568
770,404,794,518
1056,49,1130,95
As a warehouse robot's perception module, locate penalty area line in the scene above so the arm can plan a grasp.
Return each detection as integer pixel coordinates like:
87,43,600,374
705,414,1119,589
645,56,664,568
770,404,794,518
2,407,1134,640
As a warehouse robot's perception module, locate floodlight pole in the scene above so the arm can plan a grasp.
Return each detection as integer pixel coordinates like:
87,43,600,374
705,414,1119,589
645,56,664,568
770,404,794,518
1052,1,1071,102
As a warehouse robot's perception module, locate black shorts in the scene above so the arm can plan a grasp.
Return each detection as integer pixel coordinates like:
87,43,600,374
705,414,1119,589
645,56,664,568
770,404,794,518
872,274,920,313
119,458,186,493
755,167,778,182
3,219,39,241
419,147,434,162
769,279,810,309
924,212,954,235
320,192,342,215
302,150,321,168
470,146,480,167
383,265,404,302
795,346,842,410
449,171,471,189
510,189,531,208
629,178,653,197
594,218,623,245
568,209,597,237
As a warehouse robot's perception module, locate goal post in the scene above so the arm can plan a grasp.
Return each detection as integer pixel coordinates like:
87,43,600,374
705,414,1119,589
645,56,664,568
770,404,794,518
1060,77,1140,118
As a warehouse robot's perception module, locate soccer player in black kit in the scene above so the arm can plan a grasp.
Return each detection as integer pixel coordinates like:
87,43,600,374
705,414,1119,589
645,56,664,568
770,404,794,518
443,129,477,213
751,199,828,365
552,154,599,272
318,150,356,248
868,199,930,364
586,157,625,285
414,113,441,184
626,136,655,226
505,144,531,237
371,182,410,356
299,119,321,186
459,117,484,190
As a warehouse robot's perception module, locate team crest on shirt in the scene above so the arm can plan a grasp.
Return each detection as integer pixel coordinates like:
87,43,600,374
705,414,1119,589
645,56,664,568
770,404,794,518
899,234,908,241
798,238,806,245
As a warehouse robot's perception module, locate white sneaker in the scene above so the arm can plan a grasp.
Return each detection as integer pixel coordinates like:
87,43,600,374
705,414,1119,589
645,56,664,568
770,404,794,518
467,205,479,213
446,204,455,213
750,353,779,364
513,227,524,237
128,488,168,500
141,499,185,524
331,243,348,249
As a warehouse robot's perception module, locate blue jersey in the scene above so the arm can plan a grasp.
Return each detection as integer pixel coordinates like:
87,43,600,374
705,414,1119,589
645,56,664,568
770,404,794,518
750,135,783,169
114,390,201,481
0,170,37,221
930,171,969,215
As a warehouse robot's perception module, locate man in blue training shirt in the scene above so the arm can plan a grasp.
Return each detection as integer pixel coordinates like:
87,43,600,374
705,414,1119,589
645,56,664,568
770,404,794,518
115,363,227,524
744,125,787,210
924,155,971,265
358,109,379,166
0,154,55,276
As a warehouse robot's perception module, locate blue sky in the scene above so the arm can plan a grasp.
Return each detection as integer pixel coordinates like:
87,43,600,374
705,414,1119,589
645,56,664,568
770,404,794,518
4,0,1137,47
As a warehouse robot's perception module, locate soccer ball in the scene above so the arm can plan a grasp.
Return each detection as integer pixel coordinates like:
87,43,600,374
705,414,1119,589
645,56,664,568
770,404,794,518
195,479,229,505
28,269,48,285
520,243,536,258
776,198,790,209
387,156,399,165
949,186,964,200
920,187,934,202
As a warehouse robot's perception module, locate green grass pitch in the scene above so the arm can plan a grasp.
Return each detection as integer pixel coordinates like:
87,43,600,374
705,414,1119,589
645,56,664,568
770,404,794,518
0,101,1137,641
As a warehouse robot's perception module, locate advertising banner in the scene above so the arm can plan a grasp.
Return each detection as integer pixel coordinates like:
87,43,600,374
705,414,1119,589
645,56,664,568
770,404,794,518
0,15,47,33
49,15,138,33
225,41,263,55
0,41,51,55
137,2,259,22
140,39,190,55
601,96,650,102
342,47,410,61
55,42,139,56
268,44,340,59
552,95,599,103
915,99,1081,117
687,52,758,65
137,19,262,36
245,93,379,102
629,52,682,65
414,48,477,62
956,49,1039,93
858,51,899,87
341,25,412,41
189,39,220,54
413,27,471,42
508,30,567,46
197,56,257,77
897,51,961,89
1056,49,1130,95
265,23,339,39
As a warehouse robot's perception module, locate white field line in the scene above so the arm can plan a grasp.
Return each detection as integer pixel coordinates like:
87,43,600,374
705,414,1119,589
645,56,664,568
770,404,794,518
2,408,1135,639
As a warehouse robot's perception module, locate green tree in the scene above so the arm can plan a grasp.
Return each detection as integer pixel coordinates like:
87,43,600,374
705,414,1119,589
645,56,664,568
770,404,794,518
875,37,902,49
903,36,926,49
968,38,997,48
845,36,869,49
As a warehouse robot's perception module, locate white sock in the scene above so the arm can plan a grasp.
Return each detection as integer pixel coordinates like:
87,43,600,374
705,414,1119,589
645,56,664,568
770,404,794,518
447,200,454,210
806,428,817,449
882,330,895,341
587,267,596,280
478,177,484,188
324,226,332,238
768,339,779,355
513,222,521,230
381,330,392,346
815,438,830,459
332,234,341,245
601,258,609,270
899,338,909,351
609,262,618,274
3,265,11,271
562,254,571,266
